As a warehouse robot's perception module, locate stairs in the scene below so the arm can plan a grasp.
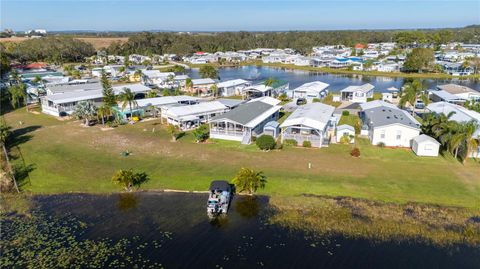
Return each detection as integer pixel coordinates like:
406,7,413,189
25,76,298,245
241,134,251,145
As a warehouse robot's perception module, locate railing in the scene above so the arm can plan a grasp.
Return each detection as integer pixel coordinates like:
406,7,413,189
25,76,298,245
283,133,321,142
210,129,244,137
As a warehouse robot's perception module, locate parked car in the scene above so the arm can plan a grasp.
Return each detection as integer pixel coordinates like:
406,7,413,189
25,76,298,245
296,98,307,105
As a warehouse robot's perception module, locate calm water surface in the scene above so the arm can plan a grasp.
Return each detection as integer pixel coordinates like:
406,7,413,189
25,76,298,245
33,192,480,269
188,66,480,92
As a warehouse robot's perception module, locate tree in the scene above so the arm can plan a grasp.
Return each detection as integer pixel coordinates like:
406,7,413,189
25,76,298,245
8,83,27,109
210,84,218,98
403,48,435,73
263,77,279,87
255,135,276,150
118,88,138,120
0,122,19,193
146,90,158,98
199,65,218,79
166,124,180,142
101,71,116,107
462,121,479,163
97,104,111,126
399,79,427,116
32,75,42,84
73,101,97,126
192,124,209,143
231,168,267,195
185,78,193,91
111,169,149,192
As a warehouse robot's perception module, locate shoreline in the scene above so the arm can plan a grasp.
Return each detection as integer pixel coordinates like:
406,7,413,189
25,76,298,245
185,61,480,80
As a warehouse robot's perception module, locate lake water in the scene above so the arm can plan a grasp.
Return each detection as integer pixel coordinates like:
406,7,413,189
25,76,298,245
26,192,480,269
188,66,480,92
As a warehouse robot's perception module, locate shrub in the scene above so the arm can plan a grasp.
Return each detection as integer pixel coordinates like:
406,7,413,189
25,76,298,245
377,142,386,148
339,135,351,144
342,110,350,116
256,135,276,150
302,140,312,148
350,147,361,157
192,124,209,142
312,98,321,103
283,139,298,147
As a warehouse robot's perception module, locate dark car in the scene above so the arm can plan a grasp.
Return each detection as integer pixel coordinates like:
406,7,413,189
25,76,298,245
296,98,307,105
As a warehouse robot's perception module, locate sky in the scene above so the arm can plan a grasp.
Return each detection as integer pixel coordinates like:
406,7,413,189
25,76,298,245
1,0,479,31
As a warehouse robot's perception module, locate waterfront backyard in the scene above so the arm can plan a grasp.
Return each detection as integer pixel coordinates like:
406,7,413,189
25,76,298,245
4,108,480,209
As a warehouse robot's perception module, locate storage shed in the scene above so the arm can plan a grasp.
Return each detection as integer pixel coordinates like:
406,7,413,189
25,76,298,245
263,121,280,138
412,134,440,157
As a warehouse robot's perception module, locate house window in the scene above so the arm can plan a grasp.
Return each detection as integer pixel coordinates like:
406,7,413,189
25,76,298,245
380,130,386,139
396,130,402,140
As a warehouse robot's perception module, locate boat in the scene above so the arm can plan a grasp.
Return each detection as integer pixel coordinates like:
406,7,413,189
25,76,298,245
207,180,232,216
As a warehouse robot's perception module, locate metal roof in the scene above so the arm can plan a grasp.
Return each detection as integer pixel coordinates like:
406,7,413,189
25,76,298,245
364,106,420,130
47,82,102,94
192,78,216,85
210,99,281,127
280,102,335,131
165,101,227,118
46,83,150,104
413,134,440,145
293,81,329,94
341,83,375,93
135,96,201,107
437,84,478,95
216,98,244,108
337,124,355,132
217,79,250,88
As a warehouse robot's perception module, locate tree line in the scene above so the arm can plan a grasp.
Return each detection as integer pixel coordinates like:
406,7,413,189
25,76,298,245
2,37,96,64
105,26,480,56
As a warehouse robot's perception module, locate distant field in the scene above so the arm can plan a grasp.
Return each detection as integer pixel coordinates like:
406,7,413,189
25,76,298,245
74,37,129,49
0,36,129,49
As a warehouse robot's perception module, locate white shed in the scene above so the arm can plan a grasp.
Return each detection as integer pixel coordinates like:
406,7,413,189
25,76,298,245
336,124,355,143
412,135,440,157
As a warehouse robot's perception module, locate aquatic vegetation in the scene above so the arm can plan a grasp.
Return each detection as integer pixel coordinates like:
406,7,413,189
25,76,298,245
0,212,168,268
268,195,480,246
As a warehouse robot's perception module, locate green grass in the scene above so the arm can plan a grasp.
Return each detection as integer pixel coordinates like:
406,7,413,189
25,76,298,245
338,114,360,126
4,109,480,209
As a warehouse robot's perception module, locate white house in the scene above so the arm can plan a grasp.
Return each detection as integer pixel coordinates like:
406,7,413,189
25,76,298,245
411,134,440,157
141,70,176,87
209,97,282,144
436,84,480,102
162,101,228,130
363,106,421,147
243,85,273,99
292,81,330,101
41,83,150,117
216,79,251,97
336,124,355,143
280,102,336,147
340,83,375,103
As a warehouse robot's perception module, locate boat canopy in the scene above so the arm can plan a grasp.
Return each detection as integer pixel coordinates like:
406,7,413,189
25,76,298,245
209,180,231,192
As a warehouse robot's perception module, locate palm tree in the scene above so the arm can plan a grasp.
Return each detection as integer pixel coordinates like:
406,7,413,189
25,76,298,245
97,104,111,126
8,83,27,109
119,88,138,120
210,84,218,98
462,121,479,163
111,169,149,192
0,122,19,193
231,168,267,195
185,78,193,91
264,77,279,87
73,101,97,126
399,79,427,116
166,124,179,142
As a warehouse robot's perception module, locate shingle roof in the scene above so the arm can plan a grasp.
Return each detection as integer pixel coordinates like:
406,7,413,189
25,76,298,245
210,99,280,127
364,106,420,129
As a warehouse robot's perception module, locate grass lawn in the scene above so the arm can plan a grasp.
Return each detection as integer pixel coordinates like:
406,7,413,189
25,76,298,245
338,114,360,126
4,109,480,209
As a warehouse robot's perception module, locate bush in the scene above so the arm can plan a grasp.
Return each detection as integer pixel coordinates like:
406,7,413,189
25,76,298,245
377,142,386,148
312,98,321,103
256,135,276,150
339,135,351,144
342,110,350,116
192,124,209,142
302,140,312,148
350,147,361,157
283,139,298,147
